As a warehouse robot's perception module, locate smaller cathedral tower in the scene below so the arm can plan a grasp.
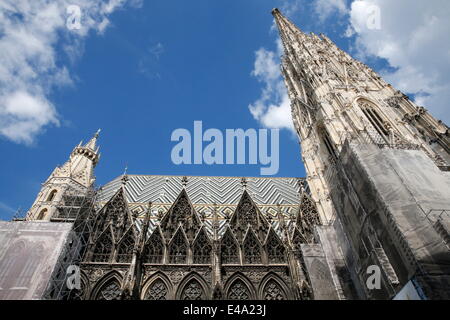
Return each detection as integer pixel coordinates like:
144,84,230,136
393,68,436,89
26,130,101,221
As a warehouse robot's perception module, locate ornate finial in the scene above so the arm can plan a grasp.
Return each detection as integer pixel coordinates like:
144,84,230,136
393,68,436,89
271,8,280,15
181,176,188,188
298,178,306,194
95,128,101,138
123,164,128,176
241,177,247,190
121,174,129,186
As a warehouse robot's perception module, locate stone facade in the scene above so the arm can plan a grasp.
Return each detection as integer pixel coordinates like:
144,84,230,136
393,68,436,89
3,8,450,300
272,8,450,299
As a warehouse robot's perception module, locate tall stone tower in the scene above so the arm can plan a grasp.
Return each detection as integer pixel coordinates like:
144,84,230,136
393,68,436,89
26,130,101,221
273,8,450,299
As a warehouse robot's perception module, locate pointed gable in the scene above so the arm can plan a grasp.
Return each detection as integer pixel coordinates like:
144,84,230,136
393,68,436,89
160,188,202,240
230,190,269,240
95,186,134,240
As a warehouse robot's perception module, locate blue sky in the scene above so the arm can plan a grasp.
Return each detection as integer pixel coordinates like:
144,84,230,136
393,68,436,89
1,0,448,220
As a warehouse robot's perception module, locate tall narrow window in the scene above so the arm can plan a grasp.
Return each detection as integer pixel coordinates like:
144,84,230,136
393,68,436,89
358,100,390,141
193,229,212,264
143,231,164,264
47,190,57,202
221,229,239,264
168,229,188,264
321,128,337,159
266,230,285,264
37,209,47,220
116,229,135,263
92,230,113,262
243,230,262,264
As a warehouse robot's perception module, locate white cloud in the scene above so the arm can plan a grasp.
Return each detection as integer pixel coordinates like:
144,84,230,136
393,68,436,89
0,0,140,145
347,0,450,123
314,0,348,21
248,41,294,131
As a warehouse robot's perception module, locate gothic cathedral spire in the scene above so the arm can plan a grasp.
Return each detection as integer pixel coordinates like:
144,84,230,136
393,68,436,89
26,130,101,221
272,9,450,223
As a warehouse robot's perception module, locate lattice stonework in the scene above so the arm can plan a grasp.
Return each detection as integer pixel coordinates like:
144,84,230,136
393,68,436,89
266,231,286,263
144,279,168,300
227,280,250,300
193,230,212,264
95,279,121,300
116,229,135,262
92,229,113,262
169,230,188,264
243,231,262,264
143,231,164,263
181,280,204,300
263,280,286,300
221,229,239,264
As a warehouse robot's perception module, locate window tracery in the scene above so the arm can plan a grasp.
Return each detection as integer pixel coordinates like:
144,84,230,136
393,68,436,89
263,279,286,300
181,279,204,300
92,229,113,262
221,229,239,264
169,229,188,263
193,230,212,264
116,229,135,263
95,279,121,300
266,231,285,263
227,279,250,300
243,231,262,264
143,230,164,263
144,279,168,300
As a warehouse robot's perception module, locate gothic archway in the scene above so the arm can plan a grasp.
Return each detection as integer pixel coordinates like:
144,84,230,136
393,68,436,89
141,272,173,300
258,273,290,300
91,272,122,300
115,227,136,263
176,273,210,300
224,273,255,300
142,227,165,264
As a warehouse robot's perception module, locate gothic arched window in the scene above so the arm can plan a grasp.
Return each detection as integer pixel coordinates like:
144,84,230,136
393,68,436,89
47,190,57,202
144,279,169,300
220,229,239,264
116,229,135,263
320,127,338,160
92,229,113,262
243,231,262,264
262,279,287,300
266,231,285,263
168,229,188,264
227,279,250,300
95,279,121,300
143,230,164,264
358,100,390,142
193,230,212,264
37,208,47,220
180,279,205,300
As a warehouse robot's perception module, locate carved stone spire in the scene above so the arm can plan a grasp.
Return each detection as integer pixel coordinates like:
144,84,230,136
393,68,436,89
26,130,101,221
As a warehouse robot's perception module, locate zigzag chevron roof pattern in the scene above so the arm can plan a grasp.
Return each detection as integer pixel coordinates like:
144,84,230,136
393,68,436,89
97,175,308,236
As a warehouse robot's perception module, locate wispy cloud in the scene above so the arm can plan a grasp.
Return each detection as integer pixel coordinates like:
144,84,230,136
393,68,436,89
248,40,294,131
0,0,142,145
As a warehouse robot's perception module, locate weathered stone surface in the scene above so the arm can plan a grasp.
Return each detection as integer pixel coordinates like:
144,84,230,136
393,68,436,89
0,221,73,300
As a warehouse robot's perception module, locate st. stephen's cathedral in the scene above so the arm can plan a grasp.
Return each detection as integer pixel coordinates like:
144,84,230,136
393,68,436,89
0,9,449,300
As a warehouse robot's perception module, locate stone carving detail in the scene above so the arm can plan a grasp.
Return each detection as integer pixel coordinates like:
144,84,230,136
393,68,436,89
243,231,262,264
263,280,286,300
181,279,205,300
144,279,168,300
95,279,121,300
227,280,250,300
221,229,239,264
